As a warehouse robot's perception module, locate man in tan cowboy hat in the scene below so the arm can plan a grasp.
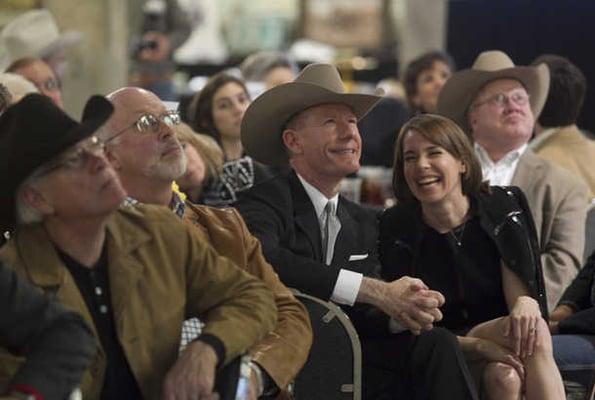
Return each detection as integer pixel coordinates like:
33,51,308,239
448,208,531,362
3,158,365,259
0,93,276,400
236,63,478,399
437,50,588,310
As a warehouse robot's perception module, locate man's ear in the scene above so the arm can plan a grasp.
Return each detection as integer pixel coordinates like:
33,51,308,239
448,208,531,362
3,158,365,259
104,146,122,170
282,129,303,157
18,185,54,216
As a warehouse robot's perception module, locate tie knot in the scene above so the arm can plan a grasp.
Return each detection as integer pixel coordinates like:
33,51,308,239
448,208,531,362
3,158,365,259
324,200,335,217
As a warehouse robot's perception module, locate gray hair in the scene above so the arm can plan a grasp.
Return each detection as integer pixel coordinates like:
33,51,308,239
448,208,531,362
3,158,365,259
239,51,298,82
14,168,48,226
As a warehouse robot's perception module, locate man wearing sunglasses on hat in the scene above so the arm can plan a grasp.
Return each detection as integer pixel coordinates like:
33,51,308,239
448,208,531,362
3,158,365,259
0,94,276,400
96,86,312,400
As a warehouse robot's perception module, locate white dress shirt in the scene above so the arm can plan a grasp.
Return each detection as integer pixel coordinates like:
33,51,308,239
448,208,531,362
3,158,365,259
297,174,363,306
474,143,527,186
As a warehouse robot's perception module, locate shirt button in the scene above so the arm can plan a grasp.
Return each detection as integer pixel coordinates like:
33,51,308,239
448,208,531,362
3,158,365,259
99,305,108,314
95,286,103,296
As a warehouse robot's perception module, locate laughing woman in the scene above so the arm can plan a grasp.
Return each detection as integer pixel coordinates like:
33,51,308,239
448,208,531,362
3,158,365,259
379,114,564,400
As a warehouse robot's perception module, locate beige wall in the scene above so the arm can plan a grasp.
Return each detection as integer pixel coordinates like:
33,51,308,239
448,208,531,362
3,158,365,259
44,0,128,118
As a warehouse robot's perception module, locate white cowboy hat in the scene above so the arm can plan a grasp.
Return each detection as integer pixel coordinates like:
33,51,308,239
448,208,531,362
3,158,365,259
241,63,382,166
0,9,82,68
437,50,550,133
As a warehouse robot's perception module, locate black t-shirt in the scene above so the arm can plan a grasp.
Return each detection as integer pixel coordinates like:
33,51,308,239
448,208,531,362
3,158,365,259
58,246,143,400
414,212,509,335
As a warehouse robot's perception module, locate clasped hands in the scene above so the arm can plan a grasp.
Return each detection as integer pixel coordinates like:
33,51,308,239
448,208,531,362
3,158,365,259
382,276,445,335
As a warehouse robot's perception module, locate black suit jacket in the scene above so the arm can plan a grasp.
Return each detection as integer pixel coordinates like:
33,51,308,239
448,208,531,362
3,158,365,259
236,170,388,336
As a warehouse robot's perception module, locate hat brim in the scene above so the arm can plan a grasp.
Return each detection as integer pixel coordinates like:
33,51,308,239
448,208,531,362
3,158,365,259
0,94,113,232
242,82,382,166
38,30,83,58
437,64,550,133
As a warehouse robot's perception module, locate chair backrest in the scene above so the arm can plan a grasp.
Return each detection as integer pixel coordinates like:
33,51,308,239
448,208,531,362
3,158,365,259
291,291,362,400
584,200,595,263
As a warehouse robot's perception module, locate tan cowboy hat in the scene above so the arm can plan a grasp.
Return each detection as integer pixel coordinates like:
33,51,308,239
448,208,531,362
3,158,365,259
0,9,82,68
241,63,382,166
437,50,550,133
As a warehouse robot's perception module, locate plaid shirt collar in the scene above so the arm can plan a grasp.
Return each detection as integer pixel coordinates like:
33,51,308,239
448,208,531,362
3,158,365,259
122,193,186,218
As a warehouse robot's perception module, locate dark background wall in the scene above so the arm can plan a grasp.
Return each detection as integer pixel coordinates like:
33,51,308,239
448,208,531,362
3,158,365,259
447,0,595,133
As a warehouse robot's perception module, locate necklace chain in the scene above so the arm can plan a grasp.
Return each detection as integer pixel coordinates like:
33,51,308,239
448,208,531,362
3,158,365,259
449,221,467,247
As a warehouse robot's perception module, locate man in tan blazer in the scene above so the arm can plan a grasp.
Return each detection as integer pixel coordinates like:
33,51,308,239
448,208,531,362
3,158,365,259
438,50,588,311
98,86,312,399
529,54,595,199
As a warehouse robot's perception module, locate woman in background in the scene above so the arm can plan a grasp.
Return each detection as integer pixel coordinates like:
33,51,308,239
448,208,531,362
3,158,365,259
174,122,223,203
379,114,564,400
188,72,275,206
403,51,455,115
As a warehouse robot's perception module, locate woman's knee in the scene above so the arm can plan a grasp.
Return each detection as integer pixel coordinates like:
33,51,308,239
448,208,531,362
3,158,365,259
532,318,553,355
483,362,522,397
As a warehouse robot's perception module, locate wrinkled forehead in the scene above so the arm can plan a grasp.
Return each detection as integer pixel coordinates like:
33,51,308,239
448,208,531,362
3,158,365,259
113,91,168,124
474,78,527,100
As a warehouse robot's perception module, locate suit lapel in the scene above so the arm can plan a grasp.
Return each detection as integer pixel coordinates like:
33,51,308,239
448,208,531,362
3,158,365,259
512,149,543,189
288,172,324,262
332,198,356,265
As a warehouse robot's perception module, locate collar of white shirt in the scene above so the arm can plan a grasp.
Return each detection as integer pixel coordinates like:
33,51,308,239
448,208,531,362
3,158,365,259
296,174,339,222
474,142,527,169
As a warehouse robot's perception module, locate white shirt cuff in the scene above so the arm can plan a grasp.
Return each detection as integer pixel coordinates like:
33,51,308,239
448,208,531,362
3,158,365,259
330,269,363,306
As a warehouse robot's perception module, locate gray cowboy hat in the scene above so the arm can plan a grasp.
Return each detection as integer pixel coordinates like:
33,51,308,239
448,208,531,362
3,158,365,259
0,9,82,69
241,63,382,166
437,50,550,133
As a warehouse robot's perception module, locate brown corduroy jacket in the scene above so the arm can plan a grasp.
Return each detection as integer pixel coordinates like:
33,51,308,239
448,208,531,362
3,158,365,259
183,202,312,392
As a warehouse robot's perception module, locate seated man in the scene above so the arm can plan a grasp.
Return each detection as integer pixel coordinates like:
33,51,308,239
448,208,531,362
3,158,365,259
236,63,478,399
437,50,588,310
97,86,312,399
0,261,95,399
0,94,276,400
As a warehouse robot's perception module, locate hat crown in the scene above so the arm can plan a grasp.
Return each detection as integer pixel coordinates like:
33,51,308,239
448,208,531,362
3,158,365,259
294,63,346,93
472,50,516,72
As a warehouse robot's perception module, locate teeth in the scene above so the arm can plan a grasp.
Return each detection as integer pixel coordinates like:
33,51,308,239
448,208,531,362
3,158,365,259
418,177,439,185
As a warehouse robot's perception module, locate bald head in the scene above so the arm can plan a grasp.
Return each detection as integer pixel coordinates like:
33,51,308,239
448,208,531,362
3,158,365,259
102,87,186,204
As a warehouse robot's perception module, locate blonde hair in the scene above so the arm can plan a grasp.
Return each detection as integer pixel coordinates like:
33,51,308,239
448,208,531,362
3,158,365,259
174,122,223,184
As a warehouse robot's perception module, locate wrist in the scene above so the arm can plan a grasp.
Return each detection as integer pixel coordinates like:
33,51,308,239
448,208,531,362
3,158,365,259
357,277,386,307
248,361,264,397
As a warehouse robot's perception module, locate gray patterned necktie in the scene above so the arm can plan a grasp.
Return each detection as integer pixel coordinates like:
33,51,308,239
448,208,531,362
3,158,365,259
320,201,341,265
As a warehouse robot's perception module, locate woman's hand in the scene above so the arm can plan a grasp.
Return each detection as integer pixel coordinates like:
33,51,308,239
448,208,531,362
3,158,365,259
503,296,542,358
474,338,525,381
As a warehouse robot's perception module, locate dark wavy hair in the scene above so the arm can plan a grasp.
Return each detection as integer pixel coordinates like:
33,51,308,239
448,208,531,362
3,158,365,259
187,72,250,143
392,113,487,205
532,54,586,127
403,50,456,114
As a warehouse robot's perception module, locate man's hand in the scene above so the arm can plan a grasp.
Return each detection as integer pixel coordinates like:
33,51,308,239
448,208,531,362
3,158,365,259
358,276,445,334
162,340,220,400
548,304,574,334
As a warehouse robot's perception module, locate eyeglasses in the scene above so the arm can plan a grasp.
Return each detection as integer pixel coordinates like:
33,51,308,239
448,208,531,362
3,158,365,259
472,90,530,109
39,136,106,176
107,110,181,143
35,78,61,92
